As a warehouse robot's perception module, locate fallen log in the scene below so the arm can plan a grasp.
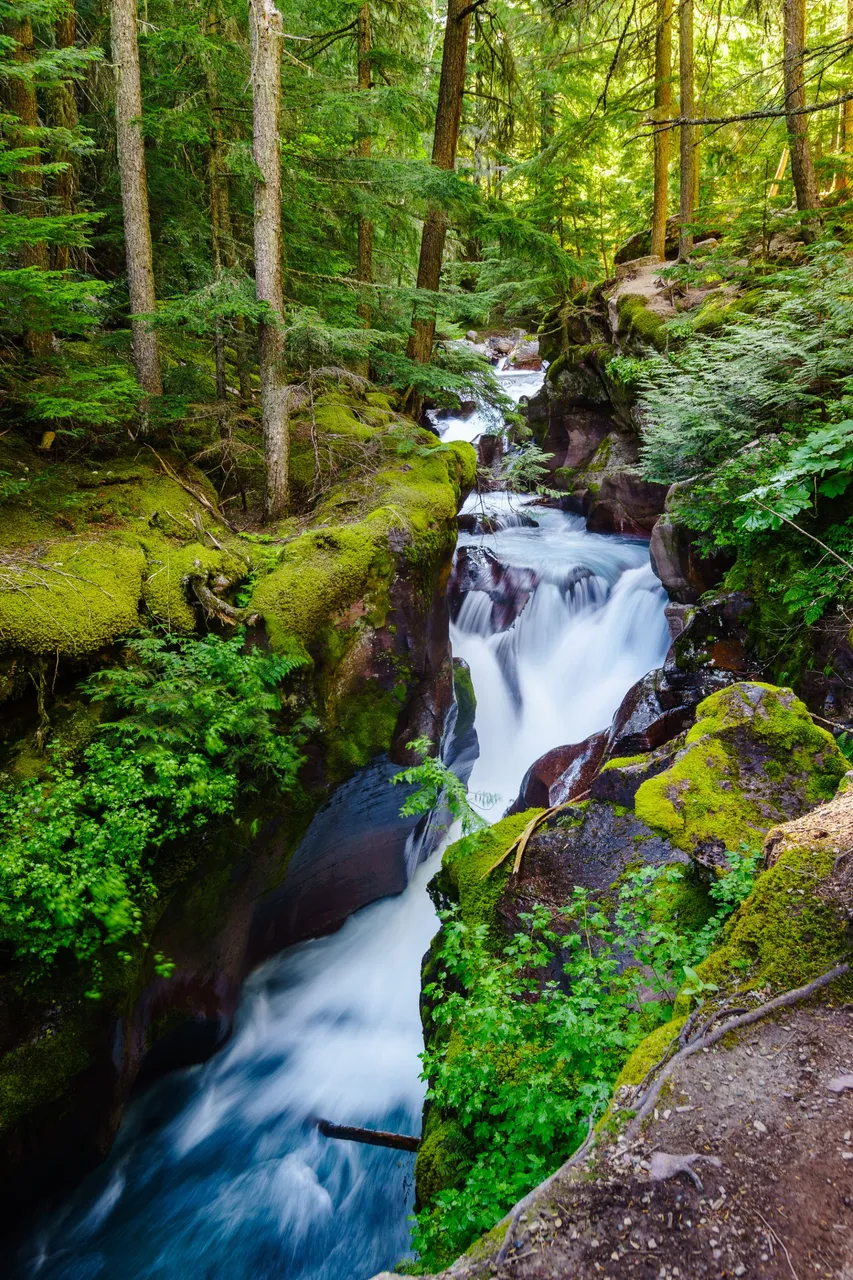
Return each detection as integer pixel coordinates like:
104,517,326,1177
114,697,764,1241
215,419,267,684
316,1119,420,1152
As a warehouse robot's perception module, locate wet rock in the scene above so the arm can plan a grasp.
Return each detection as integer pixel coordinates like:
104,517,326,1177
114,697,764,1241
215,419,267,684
507,731,607,814
797,613,853,730
585,470,669,536
590,737,683,807
476,432,503,471
668,590,757,687
649,511,735,603
447,546,539,631
605,667,698,757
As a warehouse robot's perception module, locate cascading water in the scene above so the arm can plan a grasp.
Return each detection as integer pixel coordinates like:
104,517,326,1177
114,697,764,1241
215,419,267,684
14,404,670,1280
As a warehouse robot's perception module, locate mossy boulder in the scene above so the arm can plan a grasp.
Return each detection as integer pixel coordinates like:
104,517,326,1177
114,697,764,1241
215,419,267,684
616,293,668,352
431,811,541,947
634,682,846,865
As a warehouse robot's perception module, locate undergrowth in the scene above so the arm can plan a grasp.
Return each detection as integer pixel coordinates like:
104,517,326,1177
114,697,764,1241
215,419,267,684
412,849,759,1269
0,633,311,994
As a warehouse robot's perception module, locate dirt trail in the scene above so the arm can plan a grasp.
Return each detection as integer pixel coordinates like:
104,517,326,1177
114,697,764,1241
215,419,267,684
380,1003,853,1280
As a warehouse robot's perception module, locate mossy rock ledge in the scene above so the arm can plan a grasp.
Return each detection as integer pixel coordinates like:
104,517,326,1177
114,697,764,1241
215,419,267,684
0,418,477,1230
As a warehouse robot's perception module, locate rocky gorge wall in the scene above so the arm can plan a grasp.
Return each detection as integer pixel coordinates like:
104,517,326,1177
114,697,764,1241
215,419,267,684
0,396,477,1231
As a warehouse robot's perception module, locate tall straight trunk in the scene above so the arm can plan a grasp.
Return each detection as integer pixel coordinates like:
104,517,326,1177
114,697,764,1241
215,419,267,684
204,6,251,403
206,5,230,401
406,0,472,366
48,4,79,271
249,0,288,521
840,0,853,187
651,0,672,261
783,0,819,216
3,17,52,356
356,3,373,326
678,0,694,258
112,0,162,395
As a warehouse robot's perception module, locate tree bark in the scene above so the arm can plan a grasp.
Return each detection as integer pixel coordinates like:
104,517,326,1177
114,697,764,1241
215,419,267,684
651,0,673,261
356,3,373,327
783,0,820,216
678,0,694,258
111,0,163,396
840,0,853,186
3,16,53,357
249,0,288,521
406,0,472,366
48,4,79,272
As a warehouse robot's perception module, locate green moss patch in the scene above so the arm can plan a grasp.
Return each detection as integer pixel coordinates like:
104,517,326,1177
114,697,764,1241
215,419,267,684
435,810,543,944
684,843,852,1000
634,682,845,858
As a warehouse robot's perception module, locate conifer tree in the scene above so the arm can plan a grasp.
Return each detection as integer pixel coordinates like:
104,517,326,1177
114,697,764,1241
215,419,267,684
249,0,288,520
112,0,162,397
407,0,473,367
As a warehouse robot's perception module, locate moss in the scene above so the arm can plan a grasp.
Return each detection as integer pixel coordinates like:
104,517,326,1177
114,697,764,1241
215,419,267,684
0,1017,93,1133
437,810,543,945
679,844,852,1004
612,1015,685,1092
634,682,845,854
617,293,667,351
415,1105,474,1208
692,289,762,335
452,658,476,742
601,753,646,771
0,539,145,657
252,441,475,655
325,681,405,778
140,539,246,632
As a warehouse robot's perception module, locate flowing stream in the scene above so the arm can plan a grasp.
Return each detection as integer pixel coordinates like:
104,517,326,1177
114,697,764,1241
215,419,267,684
16,389,670,1280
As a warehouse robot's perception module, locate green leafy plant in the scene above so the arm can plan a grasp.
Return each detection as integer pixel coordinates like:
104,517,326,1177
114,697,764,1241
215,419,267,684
0,633,311,991
413,849,759,1268
392,736,494,834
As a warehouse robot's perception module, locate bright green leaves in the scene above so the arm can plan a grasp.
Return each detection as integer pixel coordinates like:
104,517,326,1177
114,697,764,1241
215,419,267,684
737,420,853,533
0,633,310,990
414,851,760,1268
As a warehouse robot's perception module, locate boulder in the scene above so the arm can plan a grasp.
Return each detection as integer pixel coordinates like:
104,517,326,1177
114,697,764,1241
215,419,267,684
585,470,670,536
590,737,683,807
507,731,607,814
649,511,734,603
447,546,538,631
633,682,847,867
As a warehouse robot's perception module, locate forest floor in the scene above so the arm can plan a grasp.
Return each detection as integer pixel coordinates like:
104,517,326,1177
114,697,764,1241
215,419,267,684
402,1004,853,1280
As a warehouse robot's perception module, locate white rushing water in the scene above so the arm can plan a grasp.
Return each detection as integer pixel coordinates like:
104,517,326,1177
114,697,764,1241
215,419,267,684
16,486,669,1280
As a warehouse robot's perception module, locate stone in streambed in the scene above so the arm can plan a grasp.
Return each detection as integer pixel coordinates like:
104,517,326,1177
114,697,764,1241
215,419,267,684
507,731,607,814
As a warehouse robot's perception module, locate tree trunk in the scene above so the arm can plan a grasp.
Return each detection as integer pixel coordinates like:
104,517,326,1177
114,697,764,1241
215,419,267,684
782,0,820,216
406,0,472,366
249,0,288,522
651,0,672,261
678,0,694,259
840,0,853,187
3,17,53,357
356,3,373,327
112,0,163,396
48,4,79,272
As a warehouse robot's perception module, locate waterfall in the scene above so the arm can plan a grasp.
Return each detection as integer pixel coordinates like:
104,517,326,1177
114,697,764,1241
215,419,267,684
14,491,669,1280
